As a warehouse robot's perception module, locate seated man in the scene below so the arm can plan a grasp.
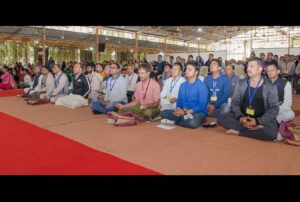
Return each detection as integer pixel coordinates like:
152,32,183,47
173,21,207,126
55,63,90,108
224,63,239,105
48,64,69,103
115,63,161,121
160,62,208,129
160,62,185,111
30,66,54,100
218,57,279,141
125,64,139,103
204,59,230,118
24,66,43,95
160,63,172,88
86,63,102,103
266,60,295,124
91,63,127,114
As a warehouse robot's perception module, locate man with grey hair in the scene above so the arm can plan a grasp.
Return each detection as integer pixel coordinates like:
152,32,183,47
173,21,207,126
218,57,279,141
24,66,43,96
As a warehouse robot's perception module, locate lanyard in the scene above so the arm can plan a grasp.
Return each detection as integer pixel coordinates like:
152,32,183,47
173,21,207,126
108,74,120,94
55,72,63,87
89,72,94,83
142,78,151,100
170,76,180,94
127,74,134,86
248,77,263,107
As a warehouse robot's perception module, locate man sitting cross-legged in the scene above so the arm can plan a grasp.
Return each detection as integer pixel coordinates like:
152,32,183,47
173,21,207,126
218,57,279,141
115,63,161,121
55,63,90,108
91,63,127,114
160,62,208,129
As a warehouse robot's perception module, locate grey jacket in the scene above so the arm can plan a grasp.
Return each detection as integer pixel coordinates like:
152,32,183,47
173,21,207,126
231,78,279,125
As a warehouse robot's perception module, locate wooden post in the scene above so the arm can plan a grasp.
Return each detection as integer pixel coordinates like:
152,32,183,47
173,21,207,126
96,26,99,62
42,26,46,65
165,37,167,51
288,27,291,55
25,42,29,65
135,33,138,60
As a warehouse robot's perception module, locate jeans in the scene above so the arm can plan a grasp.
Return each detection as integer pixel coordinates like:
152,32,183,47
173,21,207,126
160,110,206,129
91,100,125,114
208,103,231,118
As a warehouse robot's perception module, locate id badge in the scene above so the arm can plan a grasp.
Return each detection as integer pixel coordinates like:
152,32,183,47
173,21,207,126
211,96,218,102
246,107,255,116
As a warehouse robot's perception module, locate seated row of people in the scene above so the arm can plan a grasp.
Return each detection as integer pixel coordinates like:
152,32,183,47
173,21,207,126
17,57,295,142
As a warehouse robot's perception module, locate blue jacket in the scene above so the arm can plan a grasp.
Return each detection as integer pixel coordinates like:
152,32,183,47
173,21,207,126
176,78,208,115
204,74,230,108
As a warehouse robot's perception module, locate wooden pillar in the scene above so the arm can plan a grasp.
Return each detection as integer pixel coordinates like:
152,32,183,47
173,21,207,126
165,38,167,52
42,26,46,65
288,27,291,55
135,33,138,60
244,40,247,61
25,42,29,65
96,26,99,62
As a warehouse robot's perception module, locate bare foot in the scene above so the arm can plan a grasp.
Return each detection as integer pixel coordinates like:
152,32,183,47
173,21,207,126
225,129,240,135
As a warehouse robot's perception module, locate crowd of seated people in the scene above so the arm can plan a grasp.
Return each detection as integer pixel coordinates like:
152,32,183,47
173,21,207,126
0,51,298,141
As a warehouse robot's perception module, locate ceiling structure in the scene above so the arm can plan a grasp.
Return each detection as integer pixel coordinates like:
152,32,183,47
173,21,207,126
0,26,298,54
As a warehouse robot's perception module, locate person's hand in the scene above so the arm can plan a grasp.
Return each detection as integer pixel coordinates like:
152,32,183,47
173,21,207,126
115,103,124,110
184,109,193,114
242,117,257,129
169,97,177,104
140,104,148,110
239,117,248,124
207,104,216,115
173,108,185,117
97,94,104,100
101,100,108,106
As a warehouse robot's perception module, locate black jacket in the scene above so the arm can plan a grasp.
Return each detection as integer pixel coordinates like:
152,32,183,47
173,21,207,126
71,73,90,98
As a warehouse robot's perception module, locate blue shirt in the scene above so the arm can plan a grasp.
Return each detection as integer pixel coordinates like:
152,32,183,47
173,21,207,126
176,78,208,115
204,74,230,108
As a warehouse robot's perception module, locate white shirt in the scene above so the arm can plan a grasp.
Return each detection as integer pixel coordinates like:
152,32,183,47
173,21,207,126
88,71,102,92
125,73,138,92
40,73,55,97
160,76,186,110
105,74,128,103
24,74,32,85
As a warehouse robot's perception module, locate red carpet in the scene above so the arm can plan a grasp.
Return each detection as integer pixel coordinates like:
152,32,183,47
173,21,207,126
0,89,24,97
0,112,161,175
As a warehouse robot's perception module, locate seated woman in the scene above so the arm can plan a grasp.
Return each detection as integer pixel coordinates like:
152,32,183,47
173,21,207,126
18,68,32,89
0,65,17,90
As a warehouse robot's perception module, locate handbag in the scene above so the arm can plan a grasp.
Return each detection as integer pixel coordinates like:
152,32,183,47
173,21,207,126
279,121,300,146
